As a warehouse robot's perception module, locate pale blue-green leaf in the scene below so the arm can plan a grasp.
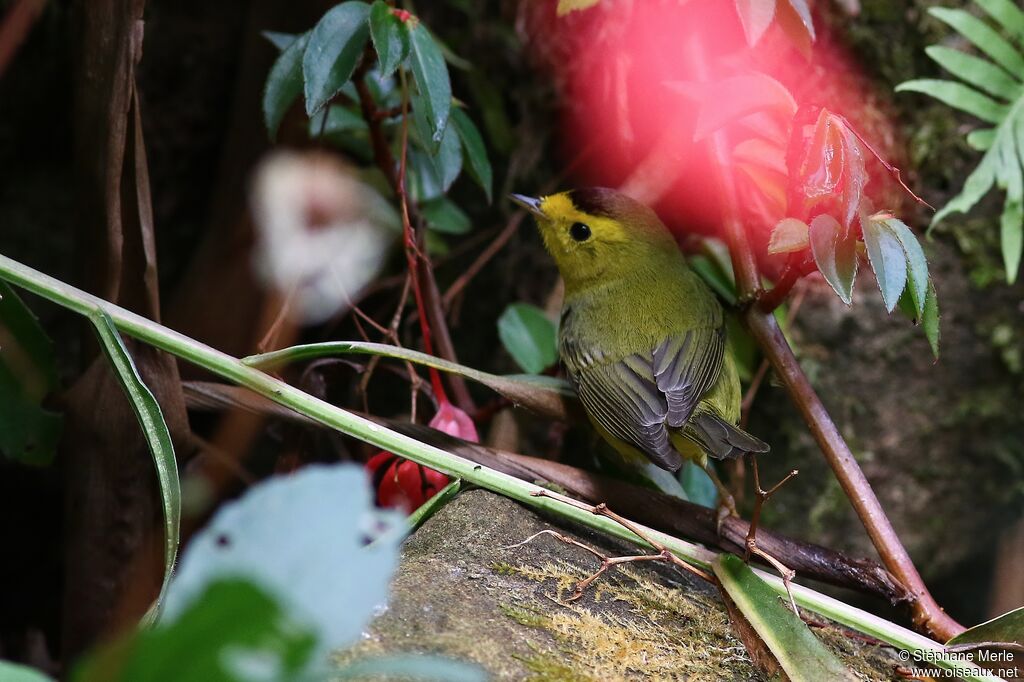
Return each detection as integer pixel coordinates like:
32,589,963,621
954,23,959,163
369,0,409,78
451,107,493,202
162,464,404,663
714,554,856,681
263,31,310,140
809,214,856,305
895,79,1008,124
262,31,298,52
862,218,908,313
337,654,486,682
974,0,1024,45
934,151,997,226
924,46,1021,102
497,303,558,375
311,104,368,139
421,197,471,235
0,661,54,682
88,311,179,619
302,2,371,116
735,0,776,47
967,128,997,151
923,280,940,359
408,147,444,203
680,462,718,508
768,218,809,254
879,217,929,318
929,7,1024,76
73,579,317,682
408,23,452,151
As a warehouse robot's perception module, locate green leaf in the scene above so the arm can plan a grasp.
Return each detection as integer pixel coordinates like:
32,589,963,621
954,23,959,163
930,7,1024,76
263,31,310,140
369,1,409,78
497,303,559,375
405,479,462,533
407,147,444,202
0,281,61,465
679,462,718,508
74,579,317,682
313,104,369,138
878,217,929,318
932,150,997,226
1001,196,1023,283
0,661,55,682
948,605,1024,648
89,311,180,619
337,654,487,682
925,46,1022,101
262,30,298,52
451,107,493,202
809,214,857,305
302,1,371,116
242,340,577,421
429,120,463,192
896,79,1008,125
767,217,809,254
714,555,857,682
690,255,738,305
966,128,997,151
162,465,404,662
421,197,471,234
975,0,1024,43
735,0,776,47
408,22,452,152
923,280,940,359
861,218,908,313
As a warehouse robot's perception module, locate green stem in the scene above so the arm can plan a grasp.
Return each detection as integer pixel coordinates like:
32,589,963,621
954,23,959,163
0,254,995,681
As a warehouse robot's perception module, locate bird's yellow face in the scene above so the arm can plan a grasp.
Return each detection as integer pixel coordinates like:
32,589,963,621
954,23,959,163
512,188,678,295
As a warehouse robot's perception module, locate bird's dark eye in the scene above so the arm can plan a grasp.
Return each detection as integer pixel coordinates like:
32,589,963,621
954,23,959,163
569,222,591,242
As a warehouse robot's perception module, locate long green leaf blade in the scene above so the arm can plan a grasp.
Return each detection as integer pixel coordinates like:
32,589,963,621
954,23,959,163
974,0,1024,44
925,46,1021,101
302,1,371,116
714,554,856,682
242,341,576,420
89,311,180,617
451,107,493,202
895,79,1008,124
930,7,1024,76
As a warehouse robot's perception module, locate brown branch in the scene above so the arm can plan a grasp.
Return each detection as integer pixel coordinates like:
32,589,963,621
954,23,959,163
352,52,475,413
0,0,45,79
689,38,961,641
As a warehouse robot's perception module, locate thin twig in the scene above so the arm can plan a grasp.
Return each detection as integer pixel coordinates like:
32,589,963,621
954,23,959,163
744,456,800,612
0,0,45,79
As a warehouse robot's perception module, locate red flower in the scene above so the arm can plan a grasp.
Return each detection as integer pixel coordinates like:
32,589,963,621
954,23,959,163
391,8,412,22
365,401,478,513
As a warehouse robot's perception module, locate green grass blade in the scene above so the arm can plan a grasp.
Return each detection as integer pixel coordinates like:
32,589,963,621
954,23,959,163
88,311,180,620
243,341,577,420
714,554,857,682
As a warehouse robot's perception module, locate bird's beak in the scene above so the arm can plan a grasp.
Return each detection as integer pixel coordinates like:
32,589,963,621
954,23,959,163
509,193,545,218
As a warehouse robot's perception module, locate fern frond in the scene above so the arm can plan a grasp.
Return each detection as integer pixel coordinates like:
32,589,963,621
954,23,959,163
897,4,1024,283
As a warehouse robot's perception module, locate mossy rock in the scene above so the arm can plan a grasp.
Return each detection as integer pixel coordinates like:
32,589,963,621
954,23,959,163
341,489,906,680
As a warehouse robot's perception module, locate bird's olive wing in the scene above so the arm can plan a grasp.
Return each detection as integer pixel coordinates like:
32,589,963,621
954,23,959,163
568,326,725,471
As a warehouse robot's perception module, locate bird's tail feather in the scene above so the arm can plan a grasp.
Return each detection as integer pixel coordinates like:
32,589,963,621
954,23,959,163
686,410,769,461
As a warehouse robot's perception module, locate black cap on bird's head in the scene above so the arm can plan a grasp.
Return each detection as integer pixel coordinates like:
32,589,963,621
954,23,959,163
510,187,679,293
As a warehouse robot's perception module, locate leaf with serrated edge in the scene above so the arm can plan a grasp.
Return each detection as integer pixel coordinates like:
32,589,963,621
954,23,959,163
302,2,371,116
768,218,809,254
862,218,907,313
809,214,856,305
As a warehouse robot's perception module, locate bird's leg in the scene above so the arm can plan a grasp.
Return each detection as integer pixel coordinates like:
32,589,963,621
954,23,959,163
703,463,739,531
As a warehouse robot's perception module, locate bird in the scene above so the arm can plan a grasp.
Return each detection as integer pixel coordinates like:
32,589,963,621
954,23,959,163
511,187,768,513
